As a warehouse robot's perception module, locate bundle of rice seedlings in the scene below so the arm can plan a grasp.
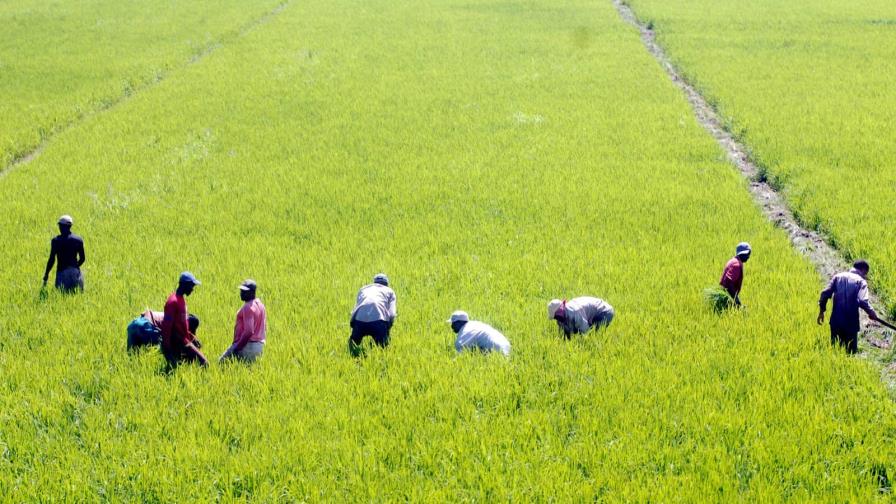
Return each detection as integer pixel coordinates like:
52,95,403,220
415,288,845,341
704,286,735,313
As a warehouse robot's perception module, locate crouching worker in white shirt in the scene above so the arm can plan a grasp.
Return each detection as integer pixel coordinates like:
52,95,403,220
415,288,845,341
349,273,397,356
448,311,511,356
547,296,614,339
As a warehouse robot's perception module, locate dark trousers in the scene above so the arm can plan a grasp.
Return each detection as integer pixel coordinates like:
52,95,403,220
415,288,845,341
831,326,859,355
162,344,203,369
55,267,84,292
350,320,391,348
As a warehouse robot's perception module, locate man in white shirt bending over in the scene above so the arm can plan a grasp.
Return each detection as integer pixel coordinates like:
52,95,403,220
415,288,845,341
547,296,614,339
349,273,397,355
448,311,511,356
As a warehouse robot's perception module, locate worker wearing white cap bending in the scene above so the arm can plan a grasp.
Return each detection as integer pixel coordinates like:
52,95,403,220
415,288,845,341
547,297,614,339
719,242,752,307
349,273,397,355
43,214,86,292
220,279,267,363
448,311,511,356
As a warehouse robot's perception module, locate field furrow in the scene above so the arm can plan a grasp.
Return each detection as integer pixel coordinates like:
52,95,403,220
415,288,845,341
624,0,896,315
611,0,893,343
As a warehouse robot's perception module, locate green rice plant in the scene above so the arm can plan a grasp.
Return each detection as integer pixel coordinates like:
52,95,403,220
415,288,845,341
0,0,894,500
704,286,735,313
0,0,284,168
627,0,896,314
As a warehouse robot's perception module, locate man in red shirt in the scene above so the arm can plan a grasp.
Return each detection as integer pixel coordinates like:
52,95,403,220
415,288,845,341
161,272,208,369
720,242,751,307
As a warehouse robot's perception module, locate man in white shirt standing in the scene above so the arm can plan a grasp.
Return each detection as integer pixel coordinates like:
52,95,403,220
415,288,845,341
349,273,397,355
448,311,511,356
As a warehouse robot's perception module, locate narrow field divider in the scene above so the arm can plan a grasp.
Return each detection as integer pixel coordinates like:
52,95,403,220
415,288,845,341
612,0,896,358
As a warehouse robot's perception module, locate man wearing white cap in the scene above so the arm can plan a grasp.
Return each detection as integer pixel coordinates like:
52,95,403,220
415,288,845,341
349,273,396,355
547,297,614,339
42,215,86,292
720,242,752,307
448,311,511,356
220,279,267,363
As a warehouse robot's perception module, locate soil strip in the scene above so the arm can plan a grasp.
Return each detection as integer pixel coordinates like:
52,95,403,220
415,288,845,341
0,1,290,179
611,0,896,359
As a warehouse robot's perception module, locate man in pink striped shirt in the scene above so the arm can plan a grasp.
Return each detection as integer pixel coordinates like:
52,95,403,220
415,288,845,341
220,279,267,363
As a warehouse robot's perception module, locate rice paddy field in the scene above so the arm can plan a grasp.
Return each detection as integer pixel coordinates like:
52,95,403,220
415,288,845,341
626,0,896,314
1,0,895,500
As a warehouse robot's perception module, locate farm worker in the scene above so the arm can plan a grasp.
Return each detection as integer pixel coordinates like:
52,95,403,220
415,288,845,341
719,242,751,307
348,273,397,355
127,310,200,351
160,272,209,368
448,311,511,356
220,279,267,363
547,297,614,339
818,259,896,354
42,215,86,292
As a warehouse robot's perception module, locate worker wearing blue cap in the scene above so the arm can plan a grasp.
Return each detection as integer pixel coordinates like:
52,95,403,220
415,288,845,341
160,272,208,368
349,273,397,356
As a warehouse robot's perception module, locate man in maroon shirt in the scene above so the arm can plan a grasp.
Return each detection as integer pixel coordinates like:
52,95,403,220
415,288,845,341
720,242,751,307
161,272,208,369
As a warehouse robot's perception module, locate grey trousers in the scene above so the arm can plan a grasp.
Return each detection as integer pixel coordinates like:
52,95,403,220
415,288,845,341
222,341,265,363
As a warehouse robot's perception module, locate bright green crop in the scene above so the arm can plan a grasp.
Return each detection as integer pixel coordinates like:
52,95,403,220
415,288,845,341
0,0,284,168
0,0,894,500
626,0,896,316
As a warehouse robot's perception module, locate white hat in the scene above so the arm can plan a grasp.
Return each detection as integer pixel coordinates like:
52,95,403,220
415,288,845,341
58,215,73,225
447,310,469,323
547,299,563,319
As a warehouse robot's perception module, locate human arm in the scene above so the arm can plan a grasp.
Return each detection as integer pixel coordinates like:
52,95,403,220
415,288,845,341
388,291,397,327
350,289,363,325
43,240,56,284
173,300,193,346
76,239,85,267
817,276,836,324
224,307,255,357
855,282,893,328
554,317,572,338
860,304,896,330
184,341,209,367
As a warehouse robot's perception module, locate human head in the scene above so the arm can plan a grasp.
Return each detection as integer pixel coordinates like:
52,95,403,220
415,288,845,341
239,279,257,301
547,299,563,320
187,314,200,334
735,242,752,262
58,214,73,234
373,273,389,286
853,259,870,277
178,271,201,296
447,310,469,333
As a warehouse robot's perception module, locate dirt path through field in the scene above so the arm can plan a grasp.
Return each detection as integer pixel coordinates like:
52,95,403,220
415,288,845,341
0,1,290,180
611,0,896,365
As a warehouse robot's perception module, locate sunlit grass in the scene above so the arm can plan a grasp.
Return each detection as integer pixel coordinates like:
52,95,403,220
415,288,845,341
0,0,894,500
